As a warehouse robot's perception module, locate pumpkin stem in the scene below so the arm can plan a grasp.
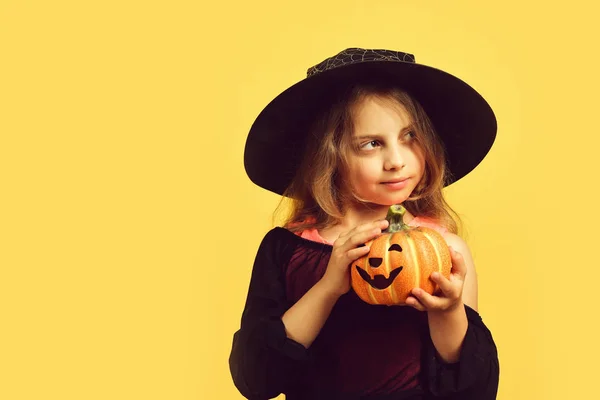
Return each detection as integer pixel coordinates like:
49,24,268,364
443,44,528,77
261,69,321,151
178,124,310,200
384,204,410,233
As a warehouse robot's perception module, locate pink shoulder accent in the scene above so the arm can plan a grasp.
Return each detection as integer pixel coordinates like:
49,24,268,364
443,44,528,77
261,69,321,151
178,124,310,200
408,216,448,236
299,228,333,245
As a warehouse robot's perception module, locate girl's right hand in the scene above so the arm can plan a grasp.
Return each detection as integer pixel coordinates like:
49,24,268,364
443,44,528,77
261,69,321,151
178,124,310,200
320,219,390,297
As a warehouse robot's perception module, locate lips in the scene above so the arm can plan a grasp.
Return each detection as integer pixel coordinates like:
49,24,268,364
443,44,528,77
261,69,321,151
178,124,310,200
382,177,409,184
381,178,410,190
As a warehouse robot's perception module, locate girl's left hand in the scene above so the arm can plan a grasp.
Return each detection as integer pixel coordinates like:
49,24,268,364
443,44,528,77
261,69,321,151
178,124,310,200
406,246,466,313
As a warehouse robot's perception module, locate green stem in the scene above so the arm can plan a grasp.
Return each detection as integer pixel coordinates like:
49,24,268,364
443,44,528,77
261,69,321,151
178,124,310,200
384,204,410,233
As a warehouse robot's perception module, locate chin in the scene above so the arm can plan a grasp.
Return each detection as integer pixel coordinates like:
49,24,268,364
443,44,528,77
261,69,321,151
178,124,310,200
385,198,408,206
383,191,414,205
369,196,409,207
355,189,411,207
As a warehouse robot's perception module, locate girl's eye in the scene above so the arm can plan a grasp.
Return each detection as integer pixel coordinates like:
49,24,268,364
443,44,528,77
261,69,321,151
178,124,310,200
406,130,416,139
361,140,380,150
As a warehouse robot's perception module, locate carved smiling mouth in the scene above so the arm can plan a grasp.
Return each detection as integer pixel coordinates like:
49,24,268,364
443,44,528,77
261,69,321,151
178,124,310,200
355,266,404,290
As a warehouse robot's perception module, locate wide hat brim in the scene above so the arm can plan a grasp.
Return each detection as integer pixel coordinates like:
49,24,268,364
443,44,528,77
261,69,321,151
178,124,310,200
244,49,497,196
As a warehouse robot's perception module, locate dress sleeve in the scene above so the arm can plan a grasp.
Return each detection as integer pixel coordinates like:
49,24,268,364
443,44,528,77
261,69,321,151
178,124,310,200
229,229,311,400
425,305,500,399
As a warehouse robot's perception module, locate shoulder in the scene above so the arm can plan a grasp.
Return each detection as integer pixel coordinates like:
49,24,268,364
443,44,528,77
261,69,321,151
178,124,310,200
263,226,290,241
440,232,467,252
441,232,479,310
418,224,474,268
259,226,331,252
441,232,475,273
252,228,292,260
258,227,297,249
249,228,299,275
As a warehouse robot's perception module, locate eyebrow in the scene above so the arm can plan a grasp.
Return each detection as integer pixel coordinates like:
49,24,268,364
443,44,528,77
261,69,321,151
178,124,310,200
354,125,415,140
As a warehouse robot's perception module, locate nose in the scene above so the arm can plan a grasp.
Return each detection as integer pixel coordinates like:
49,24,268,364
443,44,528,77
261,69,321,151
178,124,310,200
369,257,383,268
383,145,405,171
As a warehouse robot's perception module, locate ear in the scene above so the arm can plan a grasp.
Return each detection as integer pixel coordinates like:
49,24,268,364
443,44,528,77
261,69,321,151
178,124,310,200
442,233,478,312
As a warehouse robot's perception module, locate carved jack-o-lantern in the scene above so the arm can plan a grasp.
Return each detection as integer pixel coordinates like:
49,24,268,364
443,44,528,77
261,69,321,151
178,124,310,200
350,204,451,306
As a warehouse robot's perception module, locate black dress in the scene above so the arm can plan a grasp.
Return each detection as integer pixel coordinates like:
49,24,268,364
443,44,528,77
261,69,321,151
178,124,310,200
229,227,499,399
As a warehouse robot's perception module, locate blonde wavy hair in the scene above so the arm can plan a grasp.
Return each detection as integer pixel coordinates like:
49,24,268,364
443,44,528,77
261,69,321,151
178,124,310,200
272,81,463,236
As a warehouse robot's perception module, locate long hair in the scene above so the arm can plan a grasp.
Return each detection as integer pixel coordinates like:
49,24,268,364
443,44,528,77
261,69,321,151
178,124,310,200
272,81,463,236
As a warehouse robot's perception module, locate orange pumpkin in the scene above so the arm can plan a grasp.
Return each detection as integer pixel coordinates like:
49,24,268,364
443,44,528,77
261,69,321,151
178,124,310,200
350,204,451,306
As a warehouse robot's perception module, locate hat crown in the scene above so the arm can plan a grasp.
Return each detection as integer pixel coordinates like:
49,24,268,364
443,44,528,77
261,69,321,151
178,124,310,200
306,47,416,78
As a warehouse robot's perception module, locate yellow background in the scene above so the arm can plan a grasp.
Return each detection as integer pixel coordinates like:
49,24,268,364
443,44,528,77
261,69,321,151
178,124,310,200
1,1,598,399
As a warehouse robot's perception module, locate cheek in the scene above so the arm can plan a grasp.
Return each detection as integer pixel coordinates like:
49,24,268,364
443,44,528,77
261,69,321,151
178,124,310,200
348,161,378,187
414,149,426,174
356,161,380,182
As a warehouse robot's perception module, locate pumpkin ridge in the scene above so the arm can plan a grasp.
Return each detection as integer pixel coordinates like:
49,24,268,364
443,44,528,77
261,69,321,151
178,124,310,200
406,231,420,295
367,237,384,304
423,232,443,286
422,230,443,292
367,270,378,304
386,233,397,304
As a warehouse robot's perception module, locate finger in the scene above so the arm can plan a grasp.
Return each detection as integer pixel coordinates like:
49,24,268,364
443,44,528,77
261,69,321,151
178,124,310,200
377,219,390,230
449,246,467,279
405,296,426,311
412,288,445,310
430,271,454,296
343,226,383,249
346,245,372,261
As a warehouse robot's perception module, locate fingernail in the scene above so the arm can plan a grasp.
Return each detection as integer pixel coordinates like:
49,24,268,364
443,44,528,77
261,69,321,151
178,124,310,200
432,272,439,279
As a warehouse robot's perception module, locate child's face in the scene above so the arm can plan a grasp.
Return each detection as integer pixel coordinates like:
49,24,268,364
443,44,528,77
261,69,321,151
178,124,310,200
343,95,425,206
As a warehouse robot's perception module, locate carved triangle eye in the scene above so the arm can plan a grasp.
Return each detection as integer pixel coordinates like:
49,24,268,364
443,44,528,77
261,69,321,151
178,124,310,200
389,244,402,252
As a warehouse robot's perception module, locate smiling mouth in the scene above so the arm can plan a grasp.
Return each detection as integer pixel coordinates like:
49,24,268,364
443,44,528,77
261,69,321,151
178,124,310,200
355,266,403,290
382,178,409,184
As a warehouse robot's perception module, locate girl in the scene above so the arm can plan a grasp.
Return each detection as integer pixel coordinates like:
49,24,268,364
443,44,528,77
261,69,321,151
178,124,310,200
230,48,499,400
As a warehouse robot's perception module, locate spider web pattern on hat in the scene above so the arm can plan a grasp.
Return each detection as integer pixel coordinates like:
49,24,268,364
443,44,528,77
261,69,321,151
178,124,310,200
307,48,416,77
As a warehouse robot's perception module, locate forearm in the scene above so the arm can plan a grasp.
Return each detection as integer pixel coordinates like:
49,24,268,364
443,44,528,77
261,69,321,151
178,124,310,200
281,279,341,348
427,301,468,363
